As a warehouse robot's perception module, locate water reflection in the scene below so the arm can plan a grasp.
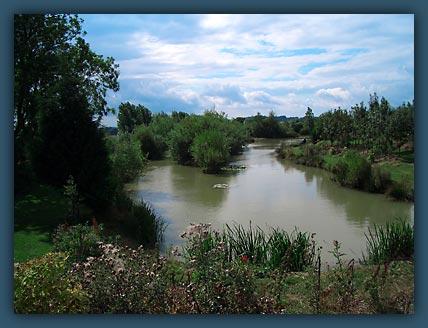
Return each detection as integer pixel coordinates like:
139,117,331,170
127,139,414,261
279,161,414,229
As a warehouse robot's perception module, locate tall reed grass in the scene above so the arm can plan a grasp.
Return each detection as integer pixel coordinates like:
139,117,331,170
363,218,413,264
184,222,314,272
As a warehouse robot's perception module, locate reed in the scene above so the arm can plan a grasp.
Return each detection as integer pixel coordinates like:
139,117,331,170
187,222,314,271
363,218,413,264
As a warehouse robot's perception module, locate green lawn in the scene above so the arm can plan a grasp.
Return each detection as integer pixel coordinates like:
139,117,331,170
377,162,414,185
14,184,69,262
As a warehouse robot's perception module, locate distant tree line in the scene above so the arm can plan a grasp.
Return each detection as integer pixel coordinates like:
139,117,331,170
312,94,414,155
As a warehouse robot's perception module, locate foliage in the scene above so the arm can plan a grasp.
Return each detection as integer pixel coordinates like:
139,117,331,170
73,244,171,313
332,150,372,189
133,125,167,160
64,175,81,224
181,223,314,272
364,262,413,313
14,14,119,193
117,102,152,133
170,111,247,169
52,223,113,263
246,111,292,138
14,252,89,313
313,94,414,156
386,179,413,201
370,166,392,193
324,241,357,313
108,133,145,186
191,130,230,173
30,78,113,210
304,107,315,136
363,219,413,264
13,222,414,314
14,14,119,136
120,199,166,248
169,115,202,164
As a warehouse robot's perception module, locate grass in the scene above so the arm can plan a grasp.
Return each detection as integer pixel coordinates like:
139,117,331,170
363,219,414,264
377,162,414,185
14,184,92,262
322,154,341,171
278,260,413,314
185,222,314,272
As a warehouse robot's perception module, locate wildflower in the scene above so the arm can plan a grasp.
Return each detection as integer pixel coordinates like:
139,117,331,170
241,255,249,263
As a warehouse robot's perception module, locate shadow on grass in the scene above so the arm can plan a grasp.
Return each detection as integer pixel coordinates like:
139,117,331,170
14,184,92,262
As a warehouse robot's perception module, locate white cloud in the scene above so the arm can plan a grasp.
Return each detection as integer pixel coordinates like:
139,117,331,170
316,88,351,100
82,14,413,122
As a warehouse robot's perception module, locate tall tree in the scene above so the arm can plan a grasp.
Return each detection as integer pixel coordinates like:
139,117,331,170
117,102,152,133
31,76,113,209
14,14,119,194
14,14,119,154
304,107,315,135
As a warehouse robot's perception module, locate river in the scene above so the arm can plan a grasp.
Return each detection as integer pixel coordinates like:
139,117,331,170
126,138,414,262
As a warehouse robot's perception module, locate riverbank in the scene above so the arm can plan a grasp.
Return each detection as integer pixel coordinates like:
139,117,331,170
14,184,161,262
14,220,414,314
276,140,414,201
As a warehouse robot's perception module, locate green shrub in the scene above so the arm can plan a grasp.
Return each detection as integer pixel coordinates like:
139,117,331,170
332,150,372,189
52,223,116,263
370,166,392,193
74,244,171,313
122,199,166,248
386,179,413,201
14,252,89,313
133,125,167,160
363,219,414,264
170,112,248,168
109,133,145,185
301,144,324,167
169,116,200,164
191,130,230,173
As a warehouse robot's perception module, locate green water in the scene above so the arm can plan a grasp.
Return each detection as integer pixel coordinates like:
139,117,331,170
126,139,414,261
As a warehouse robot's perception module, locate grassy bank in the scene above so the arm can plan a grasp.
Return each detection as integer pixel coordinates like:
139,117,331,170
14,184,72,262
277,141,414,201
14,184,164,262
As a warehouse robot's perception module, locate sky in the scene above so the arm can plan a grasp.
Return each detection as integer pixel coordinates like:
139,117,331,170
79,14,414,127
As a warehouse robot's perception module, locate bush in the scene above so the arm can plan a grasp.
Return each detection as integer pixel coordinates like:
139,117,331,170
370,166,392,193
14,252,89,313
191,130,230,173
180,224,280,313
73,244,171,313
225,120,248,155
363,219,414,264
169,115,200,164
332,151,372,189
170,112,248,168
133,125,167,160
109,133,145,186
121,199,166,248
386,179,413,201
52,223,117,263
300,144,324,167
